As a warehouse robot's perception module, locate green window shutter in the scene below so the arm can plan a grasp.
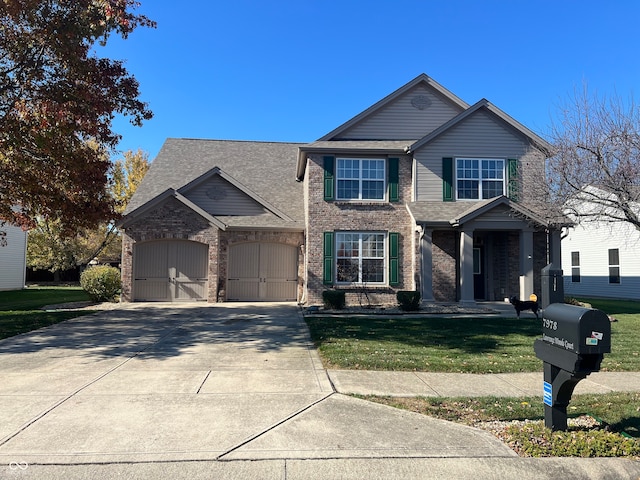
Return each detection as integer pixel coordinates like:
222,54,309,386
389,232,399,286
442,157,454,202
507,158,519,201
388,157,399,202
323,156,335,201
323,232,334,284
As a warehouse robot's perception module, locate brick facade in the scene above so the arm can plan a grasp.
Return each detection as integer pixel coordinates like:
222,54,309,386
121,197,304,303
304,154,415,306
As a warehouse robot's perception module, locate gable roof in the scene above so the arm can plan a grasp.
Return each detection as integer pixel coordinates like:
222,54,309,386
121,188,228,229
124,139,305,228
317,74,469,141
408,99,553,155
408,196,554,228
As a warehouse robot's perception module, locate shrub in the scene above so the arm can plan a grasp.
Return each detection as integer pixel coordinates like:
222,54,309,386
397,291,421,311
80,265,121,302
322,290,346,310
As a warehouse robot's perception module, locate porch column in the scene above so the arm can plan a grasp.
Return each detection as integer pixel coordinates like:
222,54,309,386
459,228,475,306
420,228,434,302
520,229,534,299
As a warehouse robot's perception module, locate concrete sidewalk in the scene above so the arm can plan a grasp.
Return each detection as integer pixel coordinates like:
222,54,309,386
0,302,638,479
328,370,640,397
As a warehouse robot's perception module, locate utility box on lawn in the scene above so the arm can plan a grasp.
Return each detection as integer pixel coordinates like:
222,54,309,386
534,303,611,431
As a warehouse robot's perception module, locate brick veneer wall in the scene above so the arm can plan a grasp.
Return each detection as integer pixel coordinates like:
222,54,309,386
304,154,415,306
121,197,304,303
432,230,457,301
121,198,220,302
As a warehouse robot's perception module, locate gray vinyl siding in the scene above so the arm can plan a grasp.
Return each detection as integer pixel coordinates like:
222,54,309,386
335,85,463,140
414,110,545,201
182,175,268,216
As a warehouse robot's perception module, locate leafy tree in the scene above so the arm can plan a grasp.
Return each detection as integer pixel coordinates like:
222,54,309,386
547,86,640,230
27,149,150,275
0,0,155,234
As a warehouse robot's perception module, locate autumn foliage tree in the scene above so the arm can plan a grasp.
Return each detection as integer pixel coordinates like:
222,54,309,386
0,0,155,234
27,149,149,276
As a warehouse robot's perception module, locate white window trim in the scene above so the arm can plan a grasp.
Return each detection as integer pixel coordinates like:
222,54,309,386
608,248,621,285
335,231,387,285
455,157,506,201
335,157,387,202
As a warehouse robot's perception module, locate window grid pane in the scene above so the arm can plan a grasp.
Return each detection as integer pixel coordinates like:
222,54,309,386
456,158,505,200
336,158,385,200
335,232,385,284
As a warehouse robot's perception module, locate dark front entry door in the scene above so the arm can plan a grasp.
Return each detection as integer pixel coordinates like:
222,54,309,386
473,246,485,300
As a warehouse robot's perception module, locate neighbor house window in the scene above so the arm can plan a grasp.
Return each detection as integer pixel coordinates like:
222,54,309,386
608,248,620,284
456,158,505,200
336,158,385,200
571,251,580,283
336,232,385,283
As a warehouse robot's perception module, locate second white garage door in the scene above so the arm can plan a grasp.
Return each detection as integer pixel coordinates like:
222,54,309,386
227,242,298,301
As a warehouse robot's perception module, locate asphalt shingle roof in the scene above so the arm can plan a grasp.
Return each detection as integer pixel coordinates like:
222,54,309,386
125,139,305,227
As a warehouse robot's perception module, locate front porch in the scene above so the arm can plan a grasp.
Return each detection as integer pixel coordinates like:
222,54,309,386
411,197,563,306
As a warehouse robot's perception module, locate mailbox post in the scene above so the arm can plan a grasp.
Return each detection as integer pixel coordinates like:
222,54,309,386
534,303,611,431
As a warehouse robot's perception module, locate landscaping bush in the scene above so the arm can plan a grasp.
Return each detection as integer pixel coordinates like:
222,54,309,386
322,290,346,310
80,265,121,302
397,290,421,311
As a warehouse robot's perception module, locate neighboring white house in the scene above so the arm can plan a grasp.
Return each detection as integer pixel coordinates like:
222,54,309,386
562,191,640,300
0,224,27,291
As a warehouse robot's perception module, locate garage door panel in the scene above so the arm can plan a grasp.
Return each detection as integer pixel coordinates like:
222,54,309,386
228,242,297,302
134,240,209,302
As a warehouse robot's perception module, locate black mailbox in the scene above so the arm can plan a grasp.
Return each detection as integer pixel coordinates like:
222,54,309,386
534,302,611,431
540,303,611,355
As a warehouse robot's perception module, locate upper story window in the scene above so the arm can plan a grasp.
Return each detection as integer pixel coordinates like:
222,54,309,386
336,158,386,201
456,158,505,200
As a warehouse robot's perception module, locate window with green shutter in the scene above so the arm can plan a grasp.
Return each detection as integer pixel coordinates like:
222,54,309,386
389,232,399,286
323,156,335,201
323,232,334,284
388,157,399,202
507,158,519,201
442,157,454,201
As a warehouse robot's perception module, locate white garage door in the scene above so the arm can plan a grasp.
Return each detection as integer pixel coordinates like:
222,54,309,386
227,242,298,301
133,240,209,301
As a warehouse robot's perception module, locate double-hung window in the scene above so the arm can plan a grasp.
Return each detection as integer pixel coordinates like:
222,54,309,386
571,251,580,283
336,158,385,200
608,248,621,284
456,158,505,200
336,232,385,284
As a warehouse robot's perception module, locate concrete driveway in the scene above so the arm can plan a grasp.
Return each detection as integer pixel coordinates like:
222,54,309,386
0,303,513,466
4,303,638,479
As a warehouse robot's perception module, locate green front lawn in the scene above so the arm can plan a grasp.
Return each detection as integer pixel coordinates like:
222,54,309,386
305,298,640,373
0,286,94,340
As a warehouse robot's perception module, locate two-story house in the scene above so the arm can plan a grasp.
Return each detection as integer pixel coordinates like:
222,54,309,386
120,74,563,306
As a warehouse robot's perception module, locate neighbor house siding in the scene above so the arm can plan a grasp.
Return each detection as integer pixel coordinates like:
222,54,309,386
305,153,414,305
181,176,267,216
562,219,640,300
0,225,27,291
413,110,545,201
335,85,463,140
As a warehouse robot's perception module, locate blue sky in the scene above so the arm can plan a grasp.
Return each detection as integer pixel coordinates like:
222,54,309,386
101,0,640,161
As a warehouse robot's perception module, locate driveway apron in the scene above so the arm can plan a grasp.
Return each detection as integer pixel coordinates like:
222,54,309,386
0,303,513,465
